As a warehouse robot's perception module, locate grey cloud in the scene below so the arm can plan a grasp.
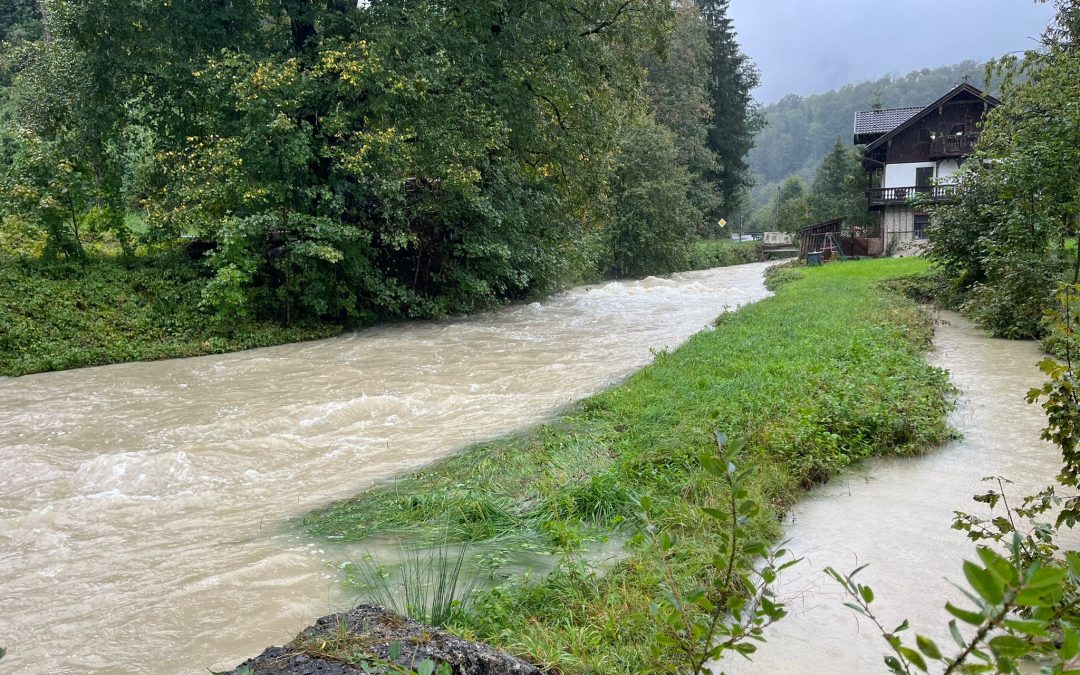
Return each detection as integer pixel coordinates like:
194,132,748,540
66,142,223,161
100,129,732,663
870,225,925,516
730,0,1056,103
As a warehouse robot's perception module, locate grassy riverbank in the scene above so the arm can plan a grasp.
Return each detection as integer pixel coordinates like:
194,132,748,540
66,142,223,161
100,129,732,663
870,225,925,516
0,254,340,377
0,241,760,378
304,257,954,672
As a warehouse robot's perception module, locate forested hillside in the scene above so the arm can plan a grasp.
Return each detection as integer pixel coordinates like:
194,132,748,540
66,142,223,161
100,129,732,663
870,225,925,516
0,0,763,375
746,60,991,214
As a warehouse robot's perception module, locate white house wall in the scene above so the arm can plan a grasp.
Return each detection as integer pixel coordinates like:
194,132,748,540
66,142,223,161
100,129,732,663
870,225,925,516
883,162,935,188
883,160,962,187
936,159,960,183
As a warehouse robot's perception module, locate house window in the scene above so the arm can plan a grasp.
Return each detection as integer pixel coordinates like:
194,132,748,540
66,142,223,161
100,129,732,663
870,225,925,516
915,167,935,188
914,214,929,240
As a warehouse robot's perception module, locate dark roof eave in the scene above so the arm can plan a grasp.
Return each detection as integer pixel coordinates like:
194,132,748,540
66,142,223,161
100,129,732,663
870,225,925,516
863,83,1000,154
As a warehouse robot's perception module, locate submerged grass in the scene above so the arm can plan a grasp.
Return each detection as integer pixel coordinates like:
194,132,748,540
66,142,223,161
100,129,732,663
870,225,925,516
305,257,953,672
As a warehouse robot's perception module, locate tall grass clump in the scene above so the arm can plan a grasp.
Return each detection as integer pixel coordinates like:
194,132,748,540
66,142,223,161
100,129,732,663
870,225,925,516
305,257,954,672
347,540,487,628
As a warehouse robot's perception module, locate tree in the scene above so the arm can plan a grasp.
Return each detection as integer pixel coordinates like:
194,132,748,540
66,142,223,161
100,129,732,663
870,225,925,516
4,0,759,329
752,176,812,232
807,138,874,228
697,0,764,216
0,0,41,45
644,0,721,236
925,0,1080,339
142,0,675,323
606,115,700,278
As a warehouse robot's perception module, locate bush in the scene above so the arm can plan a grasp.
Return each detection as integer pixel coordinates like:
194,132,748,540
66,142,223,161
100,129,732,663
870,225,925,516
686,239,762,270
0,253,339,376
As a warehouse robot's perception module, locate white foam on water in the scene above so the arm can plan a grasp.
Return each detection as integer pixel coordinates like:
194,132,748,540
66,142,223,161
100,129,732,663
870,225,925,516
72,450,197,498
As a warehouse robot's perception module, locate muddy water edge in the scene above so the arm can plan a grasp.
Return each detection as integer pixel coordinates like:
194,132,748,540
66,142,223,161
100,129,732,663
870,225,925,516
0,262,773,674
723,311,1072,674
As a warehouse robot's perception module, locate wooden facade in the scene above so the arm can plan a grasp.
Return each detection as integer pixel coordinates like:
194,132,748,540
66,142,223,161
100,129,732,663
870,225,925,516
862,83,998,172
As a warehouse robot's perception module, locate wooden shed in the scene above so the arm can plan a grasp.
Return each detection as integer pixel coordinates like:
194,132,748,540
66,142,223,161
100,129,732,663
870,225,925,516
797,219,885,259
797,219,842,259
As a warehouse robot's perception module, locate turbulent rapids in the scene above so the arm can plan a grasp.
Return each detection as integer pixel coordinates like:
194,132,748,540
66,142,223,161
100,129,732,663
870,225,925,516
0,262,772,674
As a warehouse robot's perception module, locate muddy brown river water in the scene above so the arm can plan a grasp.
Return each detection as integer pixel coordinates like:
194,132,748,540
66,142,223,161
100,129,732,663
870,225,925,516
722,311,1070,674
0,262,773,674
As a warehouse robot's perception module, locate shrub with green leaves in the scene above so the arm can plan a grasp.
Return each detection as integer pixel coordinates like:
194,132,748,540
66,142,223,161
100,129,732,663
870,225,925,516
0,254,339,376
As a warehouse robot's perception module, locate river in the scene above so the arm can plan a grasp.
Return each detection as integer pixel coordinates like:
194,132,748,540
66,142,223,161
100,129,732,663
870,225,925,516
0,262,773,674
723,311,1069,674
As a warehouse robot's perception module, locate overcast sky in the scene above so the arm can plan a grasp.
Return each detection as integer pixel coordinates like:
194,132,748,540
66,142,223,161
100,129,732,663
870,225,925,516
729,0,1056,104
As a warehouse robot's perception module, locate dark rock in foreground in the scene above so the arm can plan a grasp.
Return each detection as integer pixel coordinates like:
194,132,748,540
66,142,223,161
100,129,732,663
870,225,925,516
223,605,543,675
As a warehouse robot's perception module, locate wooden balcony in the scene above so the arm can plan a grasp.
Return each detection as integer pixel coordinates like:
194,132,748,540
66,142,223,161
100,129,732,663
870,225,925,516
867,185,957,209
929,135,978,157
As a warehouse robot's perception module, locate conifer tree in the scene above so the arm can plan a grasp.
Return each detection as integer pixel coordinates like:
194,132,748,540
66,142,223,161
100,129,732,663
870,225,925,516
807,139,874,228
696,0,764,216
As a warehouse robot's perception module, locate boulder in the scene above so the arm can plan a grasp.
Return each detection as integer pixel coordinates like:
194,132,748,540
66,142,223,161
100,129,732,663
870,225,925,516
222,605,543,675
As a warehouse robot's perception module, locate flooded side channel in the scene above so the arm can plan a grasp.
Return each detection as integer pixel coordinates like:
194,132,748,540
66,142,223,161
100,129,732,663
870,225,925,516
725,311,1066,674
0,262,772,674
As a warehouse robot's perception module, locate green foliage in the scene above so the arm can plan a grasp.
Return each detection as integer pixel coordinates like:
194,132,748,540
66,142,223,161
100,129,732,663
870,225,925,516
686,240,762,270
606,115,700,278
0,0,769,351
5,0,724,328
924,6,1080,340
305,258,952,672
829,543,1080,675
0,254,338,376
752,176,813,232
644,1,722,235
639,433,796,673
697,0,764,213
0,0,41,45
751,139,874,232
807,139,875,228
1,134,98,260
922,165,1067,340
1029,283,1080,522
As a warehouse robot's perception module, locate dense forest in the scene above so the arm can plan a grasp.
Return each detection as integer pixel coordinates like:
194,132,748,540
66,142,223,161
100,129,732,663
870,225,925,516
0,0,763,374
743,60,993,228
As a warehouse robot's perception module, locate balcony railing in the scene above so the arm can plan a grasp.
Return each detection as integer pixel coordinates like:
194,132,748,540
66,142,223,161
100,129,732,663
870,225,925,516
868,185,957,208
929,135,978,157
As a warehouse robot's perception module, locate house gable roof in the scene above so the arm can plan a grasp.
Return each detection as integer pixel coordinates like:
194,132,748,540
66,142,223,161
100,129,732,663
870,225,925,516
853,106,923,142
862,82,1000,154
